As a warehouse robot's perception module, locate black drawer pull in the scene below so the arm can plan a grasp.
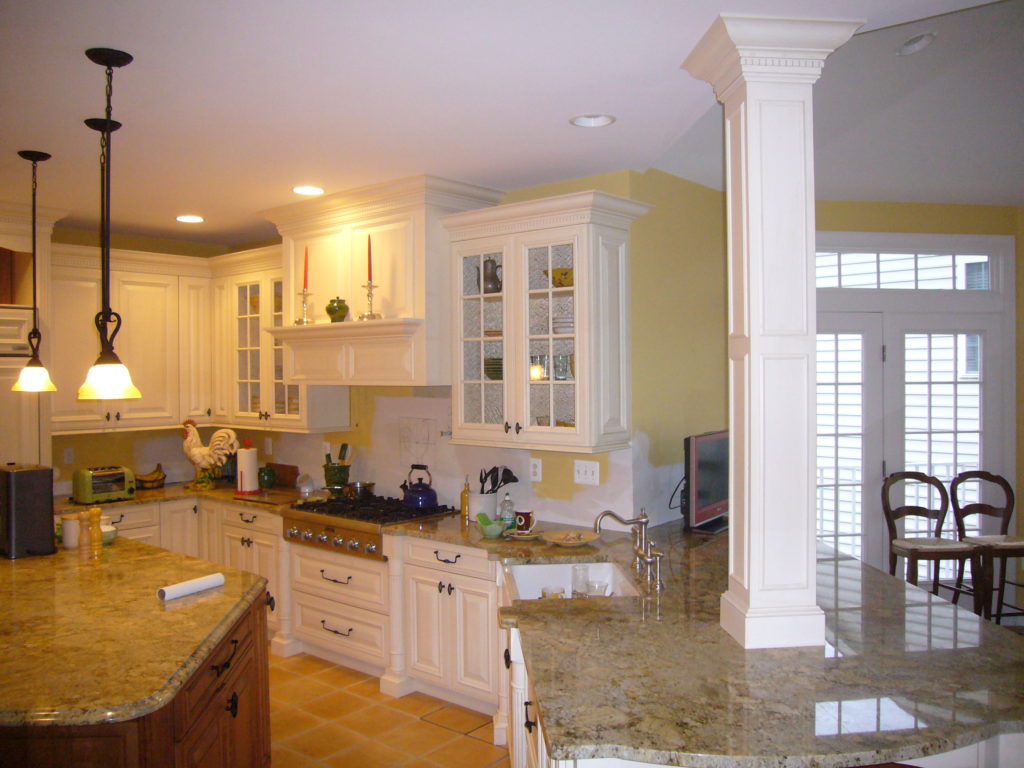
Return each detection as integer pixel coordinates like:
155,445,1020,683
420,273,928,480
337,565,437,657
225,691,239,718
504,421,511,433
434,550,461,564
320,620,353,637
211,638,239,677
524,701,536,733
320,569,352,585
192,505,198,515
266,592,276,611
239,512,257,524
110,513,124,525
514,422,522,434
447,583,455,596
504,648,511,669
438,580,445,593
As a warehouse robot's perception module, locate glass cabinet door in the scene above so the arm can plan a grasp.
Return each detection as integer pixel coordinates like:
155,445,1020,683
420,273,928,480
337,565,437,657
460,251,505,427
271,278,300,417
236,281,261,416
526,241,576,430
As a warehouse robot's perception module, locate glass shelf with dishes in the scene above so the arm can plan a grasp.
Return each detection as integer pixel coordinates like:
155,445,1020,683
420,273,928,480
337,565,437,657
461,252,506,426
526,242,576,429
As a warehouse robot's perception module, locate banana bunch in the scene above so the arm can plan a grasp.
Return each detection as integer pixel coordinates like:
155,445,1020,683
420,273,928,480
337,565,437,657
136,463,166,489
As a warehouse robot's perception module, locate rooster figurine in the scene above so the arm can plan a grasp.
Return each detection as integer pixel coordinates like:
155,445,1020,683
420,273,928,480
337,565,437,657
182,419,239,489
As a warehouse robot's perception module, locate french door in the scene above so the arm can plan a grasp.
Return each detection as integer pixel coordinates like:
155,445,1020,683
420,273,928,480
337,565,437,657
816,312,1008,573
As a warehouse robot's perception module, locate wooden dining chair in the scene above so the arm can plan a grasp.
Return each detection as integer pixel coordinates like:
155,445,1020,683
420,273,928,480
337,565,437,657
881,471,984,613
951,470,1023,623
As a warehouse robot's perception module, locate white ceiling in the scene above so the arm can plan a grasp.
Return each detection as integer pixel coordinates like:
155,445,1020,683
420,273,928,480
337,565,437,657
0,0,1017,249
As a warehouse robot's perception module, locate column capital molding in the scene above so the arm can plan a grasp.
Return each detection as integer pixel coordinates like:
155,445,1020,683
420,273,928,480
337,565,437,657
683,15,862,99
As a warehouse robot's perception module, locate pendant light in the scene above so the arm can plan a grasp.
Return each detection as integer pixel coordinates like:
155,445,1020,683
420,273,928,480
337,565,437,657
77,47,141,401
11,150,57,393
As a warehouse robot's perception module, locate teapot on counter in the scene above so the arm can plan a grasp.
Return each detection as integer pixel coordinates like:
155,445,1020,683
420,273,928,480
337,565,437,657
401,464,438,509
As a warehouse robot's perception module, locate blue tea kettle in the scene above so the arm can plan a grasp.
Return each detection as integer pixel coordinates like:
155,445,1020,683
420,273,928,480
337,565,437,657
401,464,438,509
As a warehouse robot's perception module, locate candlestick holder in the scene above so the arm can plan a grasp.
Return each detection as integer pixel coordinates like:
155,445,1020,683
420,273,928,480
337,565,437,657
358,281,382,321
295,288,314,325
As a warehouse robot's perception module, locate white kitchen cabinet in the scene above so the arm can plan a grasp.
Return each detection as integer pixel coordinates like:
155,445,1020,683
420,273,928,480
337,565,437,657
212,502,283,632
444,191,650,452
106,503,162,547
160,498,201,558
404,548,499,708
179,276,214,425
49,263,180,433
211,246,351,432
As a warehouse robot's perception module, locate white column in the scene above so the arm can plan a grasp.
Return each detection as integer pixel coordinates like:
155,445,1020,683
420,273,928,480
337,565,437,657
683,16,861,649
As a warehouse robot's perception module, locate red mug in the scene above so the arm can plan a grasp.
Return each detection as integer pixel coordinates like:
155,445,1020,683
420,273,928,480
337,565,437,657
515,510,535,532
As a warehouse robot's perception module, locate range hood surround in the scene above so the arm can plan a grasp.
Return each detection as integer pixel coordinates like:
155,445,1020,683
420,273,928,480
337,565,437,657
263,176,502,386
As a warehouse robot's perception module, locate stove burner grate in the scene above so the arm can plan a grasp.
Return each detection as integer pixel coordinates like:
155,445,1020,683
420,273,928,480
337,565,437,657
293,495,455,525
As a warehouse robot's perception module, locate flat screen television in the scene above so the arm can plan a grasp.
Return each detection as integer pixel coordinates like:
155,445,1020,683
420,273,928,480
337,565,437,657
682,429,729,534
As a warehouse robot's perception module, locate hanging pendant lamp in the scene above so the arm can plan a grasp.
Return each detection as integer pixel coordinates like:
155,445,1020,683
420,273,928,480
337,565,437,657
77,47,141,401
11,150,57,393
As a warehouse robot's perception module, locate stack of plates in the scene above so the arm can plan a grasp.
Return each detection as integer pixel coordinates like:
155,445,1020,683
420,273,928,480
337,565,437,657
552,316,574,334
483,357,503,380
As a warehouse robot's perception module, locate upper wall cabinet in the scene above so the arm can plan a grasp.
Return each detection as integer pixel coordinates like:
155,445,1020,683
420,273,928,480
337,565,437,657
263,176,502,386
443,192,650,453
210,246,351,433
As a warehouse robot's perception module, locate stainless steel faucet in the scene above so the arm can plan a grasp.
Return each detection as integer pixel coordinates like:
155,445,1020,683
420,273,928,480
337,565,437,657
593,508,663,591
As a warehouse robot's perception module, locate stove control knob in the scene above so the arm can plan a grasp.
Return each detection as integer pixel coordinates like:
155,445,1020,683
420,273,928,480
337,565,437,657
365,543,378,555
332,536,346,547
348,539,361,551
285,526,300,539
316,532,330,543
301,529,314,541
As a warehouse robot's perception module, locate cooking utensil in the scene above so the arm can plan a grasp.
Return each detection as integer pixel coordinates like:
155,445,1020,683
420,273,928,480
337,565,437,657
480,466,499,494
493,466,518,492
341,481,375,500
402,464,438,508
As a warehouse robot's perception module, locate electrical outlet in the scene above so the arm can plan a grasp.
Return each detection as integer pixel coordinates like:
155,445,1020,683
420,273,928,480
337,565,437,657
63,447,74,465
264,437,273,455
530,458,542,482
574,459,599,486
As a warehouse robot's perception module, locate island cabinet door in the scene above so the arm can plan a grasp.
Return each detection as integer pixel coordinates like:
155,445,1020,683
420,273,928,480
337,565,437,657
405,564,446,687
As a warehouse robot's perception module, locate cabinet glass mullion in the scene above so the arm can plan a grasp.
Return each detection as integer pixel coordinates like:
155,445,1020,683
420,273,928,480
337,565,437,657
461,252,504,426
526,242,576,429
236,283,260,414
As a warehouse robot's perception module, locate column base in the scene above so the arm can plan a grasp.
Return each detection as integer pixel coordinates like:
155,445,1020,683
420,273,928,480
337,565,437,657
720,590,825,649
379,672,417,698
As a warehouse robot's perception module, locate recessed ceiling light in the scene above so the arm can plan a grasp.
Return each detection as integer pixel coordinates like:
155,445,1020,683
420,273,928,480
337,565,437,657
293,185,324,196
570,114,616,128
176,214,203,224
898,32,936,56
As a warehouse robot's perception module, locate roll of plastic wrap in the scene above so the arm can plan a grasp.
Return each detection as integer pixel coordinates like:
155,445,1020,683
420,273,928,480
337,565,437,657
157,572,225,601
236,447,259,494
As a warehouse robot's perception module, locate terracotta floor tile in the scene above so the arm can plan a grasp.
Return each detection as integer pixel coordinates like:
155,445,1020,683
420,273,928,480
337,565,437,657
312,664,373,689
400,760,442,768
271,706,324,741
467,721,494,743
324,740,412,768
384,719,460,755
426,734,508,768
269,665,303,687
489,757,510,768
386,691,448,718
283,720,366,760
271,676,337,705
298,689,373,720
275,652,338,676
348,677,396,703
337,702,415,738
422,704,491,734
270,743,319,768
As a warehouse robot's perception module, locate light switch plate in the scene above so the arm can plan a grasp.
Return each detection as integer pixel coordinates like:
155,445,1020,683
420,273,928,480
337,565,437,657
530,458,542,482
574,460,599,486
264,437,273,455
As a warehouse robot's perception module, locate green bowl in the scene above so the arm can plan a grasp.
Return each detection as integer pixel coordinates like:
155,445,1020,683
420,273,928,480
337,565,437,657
101,525,117,546
481,522,505,539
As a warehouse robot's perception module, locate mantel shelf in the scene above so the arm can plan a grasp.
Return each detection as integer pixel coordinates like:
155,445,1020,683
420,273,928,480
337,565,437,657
266,318,432,386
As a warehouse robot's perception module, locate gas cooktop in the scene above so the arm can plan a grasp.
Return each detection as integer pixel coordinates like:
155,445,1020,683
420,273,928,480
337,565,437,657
291,495,456,526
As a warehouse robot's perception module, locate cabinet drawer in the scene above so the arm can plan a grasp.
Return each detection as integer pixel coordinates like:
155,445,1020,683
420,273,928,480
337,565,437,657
291,546,387,613
405,538,495,580
292,591,387,665
106,503,160,530
174,605,255,739
221,506,280,535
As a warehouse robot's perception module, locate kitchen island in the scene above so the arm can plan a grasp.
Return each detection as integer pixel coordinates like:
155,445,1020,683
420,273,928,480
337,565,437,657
488,521,1024,768
0,538,271,767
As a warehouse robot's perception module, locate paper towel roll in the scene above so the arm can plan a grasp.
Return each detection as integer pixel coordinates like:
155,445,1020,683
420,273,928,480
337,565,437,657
157,572,225,601
236,447,259,494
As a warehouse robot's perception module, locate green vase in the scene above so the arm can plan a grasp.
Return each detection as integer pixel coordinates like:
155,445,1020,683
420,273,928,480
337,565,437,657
326,297,349,322
257,466,276,490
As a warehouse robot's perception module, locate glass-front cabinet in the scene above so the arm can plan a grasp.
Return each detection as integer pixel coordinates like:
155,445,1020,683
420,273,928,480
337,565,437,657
447,191,649,452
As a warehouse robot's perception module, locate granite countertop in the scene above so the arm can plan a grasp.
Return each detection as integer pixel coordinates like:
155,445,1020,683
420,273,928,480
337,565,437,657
53,483,302,516
0,538,266,727
495,522,1024,768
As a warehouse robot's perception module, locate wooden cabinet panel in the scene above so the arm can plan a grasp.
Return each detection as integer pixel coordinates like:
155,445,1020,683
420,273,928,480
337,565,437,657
161,499,201,558
451,572,498,700
290,546,388,612
405,565,446,687
292,590,387,665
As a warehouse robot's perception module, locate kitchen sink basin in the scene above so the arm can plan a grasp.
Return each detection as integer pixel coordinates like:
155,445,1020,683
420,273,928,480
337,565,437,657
504,561,640,600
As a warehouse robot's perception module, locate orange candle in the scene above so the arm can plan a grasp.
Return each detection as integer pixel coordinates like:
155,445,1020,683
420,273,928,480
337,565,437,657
303,246,309,290
367,235,373,283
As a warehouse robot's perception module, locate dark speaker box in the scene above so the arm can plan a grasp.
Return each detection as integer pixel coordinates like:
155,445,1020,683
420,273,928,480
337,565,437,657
0,464,56,559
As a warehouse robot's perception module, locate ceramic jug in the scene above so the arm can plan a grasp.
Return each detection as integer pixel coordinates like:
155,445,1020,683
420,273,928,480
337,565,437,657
326,296,349,322
482,257,502,293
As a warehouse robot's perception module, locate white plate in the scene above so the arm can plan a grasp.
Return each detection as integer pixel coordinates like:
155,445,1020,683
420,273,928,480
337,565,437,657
541,530,599,548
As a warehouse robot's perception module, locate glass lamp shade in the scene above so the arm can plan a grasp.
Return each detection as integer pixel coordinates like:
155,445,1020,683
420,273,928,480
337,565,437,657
11,357,57,392
77,350,141,400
